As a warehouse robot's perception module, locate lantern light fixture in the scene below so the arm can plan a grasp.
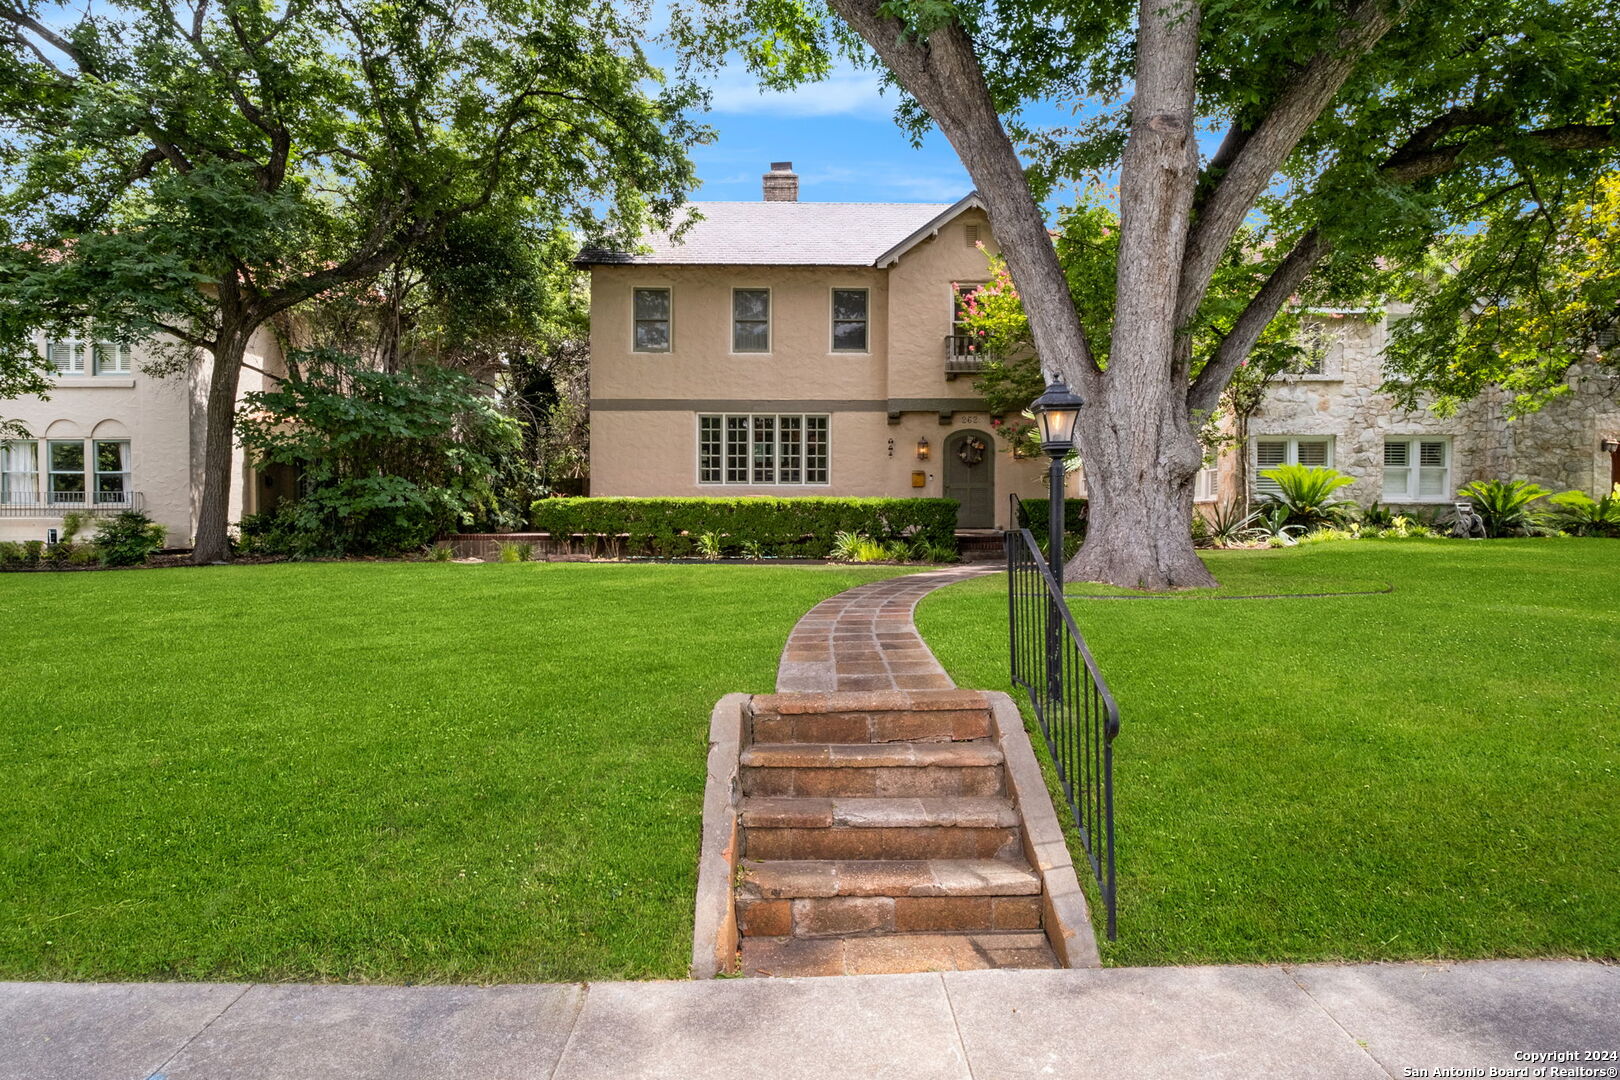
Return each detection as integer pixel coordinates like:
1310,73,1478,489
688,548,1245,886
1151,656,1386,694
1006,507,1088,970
1030,379,1084,457
916,437,931,461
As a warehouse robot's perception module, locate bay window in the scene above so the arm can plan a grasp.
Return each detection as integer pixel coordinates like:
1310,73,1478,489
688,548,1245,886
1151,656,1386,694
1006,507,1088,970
699,413,828,485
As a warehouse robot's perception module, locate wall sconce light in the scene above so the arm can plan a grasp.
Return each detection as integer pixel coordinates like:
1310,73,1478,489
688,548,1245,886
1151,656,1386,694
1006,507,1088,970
916,437,931,461
887,438,895,458
1603,439,1619,454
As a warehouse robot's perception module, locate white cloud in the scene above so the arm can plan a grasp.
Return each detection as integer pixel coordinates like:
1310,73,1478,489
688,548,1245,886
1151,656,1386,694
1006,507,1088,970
703,65,890,118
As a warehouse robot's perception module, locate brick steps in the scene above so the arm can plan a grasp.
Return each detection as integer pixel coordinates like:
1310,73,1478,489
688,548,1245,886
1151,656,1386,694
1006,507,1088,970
740,858,1041,898
740,932,1058,977
741,741,1004,797
733,690,1059,975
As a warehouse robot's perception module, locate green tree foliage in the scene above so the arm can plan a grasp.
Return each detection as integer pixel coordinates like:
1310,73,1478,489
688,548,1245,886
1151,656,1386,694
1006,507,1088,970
0,0,702,561
237,350,521,555
1384,174,1620,417
669,0,1620,588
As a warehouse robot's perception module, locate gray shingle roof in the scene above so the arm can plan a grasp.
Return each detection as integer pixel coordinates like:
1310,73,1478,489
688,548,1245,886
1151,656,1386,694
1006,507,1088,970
577,198,974,267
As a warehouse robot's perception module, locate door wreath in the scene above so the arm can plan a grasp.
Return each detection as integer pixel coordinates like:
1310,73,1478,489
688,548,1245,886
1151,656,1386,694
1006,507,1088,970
956,436,988,466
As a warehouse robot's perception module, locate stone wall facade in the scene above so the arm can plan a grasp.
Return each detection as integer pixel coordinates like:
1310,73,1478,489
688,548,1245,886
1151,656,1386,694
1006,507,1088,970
1217,310,1620,511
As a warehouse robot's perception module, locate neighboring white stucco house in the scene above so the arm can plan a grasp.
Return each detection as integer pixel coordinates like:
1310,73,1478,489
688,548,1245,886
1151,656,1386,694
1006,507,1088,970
1,329,289,546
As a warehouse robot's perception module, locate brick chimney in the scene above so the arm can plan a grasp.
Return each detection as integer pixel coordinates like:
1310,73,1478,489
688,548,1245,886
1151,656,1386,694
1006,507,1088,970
763,161,799,202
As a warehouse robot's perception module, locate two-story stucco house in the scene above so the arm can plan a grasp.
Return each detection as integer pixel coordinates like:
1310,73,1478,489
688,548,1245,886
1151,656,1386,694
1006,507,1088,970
577,163,1050,530
1222,308,1620,510
1,329,289,546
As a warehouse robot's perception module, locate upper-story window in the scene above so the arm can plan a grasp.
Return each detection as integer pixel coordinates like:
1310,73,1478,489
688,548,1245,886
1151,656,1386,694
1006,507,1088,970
633,288,671,352
1289,319,1345,376
47,338,132,376
831,289,869,352
732,288,770,353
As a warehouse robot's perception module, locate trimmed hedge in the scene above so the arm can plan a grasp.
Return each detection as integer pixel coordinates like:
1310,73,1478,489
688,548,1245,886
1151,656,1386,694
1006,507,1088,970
528,497,959,558
1015,497,1088,536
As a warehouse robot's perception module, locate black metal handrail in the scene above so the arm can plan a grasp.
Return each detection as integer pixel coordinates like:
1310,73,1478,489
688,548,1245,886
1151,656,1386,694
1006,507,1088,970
1006,496,1119,939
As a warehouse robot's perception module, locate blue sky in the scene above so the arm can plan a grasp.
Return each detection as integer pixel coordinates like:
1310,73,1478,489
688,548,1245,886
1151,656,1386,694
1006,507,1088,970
680,60,1081,205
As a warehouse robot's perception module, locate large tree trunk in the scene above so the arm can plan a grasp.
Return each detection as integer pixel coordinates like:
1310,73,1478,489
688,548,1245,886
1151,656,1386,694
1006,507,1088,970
191,318,251,564
1062,0,1214,590
1067,380,1215,589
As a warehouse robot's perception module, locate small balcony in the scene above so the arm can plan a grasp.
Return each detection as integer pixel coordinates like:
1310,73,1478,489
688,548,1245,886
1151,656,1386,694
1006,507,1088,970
945,334,995,379
0,491,145,518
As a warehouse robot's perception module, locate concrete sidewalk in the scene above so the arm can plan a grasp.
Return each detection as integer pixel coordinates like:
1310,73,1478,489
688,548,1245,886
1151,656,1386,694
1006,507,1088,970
2,960,1615,1080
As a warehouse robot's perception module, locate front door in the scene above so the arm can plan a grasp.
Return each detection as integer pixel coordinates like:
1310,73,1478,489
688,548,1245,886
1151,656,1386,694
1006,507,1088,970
943,431,995,528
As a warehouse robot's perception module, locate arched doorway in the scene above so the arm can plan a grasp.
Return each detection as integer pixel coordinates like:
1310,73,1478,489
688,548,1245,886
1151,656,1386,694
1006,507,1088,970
943,430,995,528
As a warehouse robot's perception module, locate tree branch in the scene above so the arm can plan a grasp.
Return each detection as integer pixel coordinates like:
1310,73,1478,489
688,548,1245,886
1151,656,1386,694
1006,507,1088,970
825,0,1101,392
1176,0,1411,332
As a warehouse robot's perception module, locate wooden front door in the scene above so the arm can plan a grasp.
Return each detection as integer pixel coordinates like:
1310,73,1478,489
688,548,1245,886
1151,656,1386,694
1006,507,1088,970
943,431,995,528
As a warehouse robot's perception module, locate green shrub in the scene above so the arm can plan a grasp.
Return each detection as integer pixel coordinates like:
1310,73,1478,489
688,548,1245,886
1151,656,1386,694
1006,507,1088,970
23,539,45,566
497,541,533,563
911,538,959,564
696,532,723,560
1201,500,1261,549
0,540,26,568
1248,504,1305,546
529,498,959,560
1258,464,1357,529
1457,479,1552,537
428,542,455,561
740,539,767,561
93,510,166,567
1547,484,1620,537
1014,497,1087,536
1360,500,1396,527
68,544,98,566
59,510,91,544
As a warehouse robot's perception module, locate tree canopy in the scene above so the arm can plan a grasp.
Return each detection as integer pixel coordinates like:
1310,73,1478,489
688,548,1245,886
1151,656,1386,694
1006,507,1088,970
0,0,703,559
671,0,1620,587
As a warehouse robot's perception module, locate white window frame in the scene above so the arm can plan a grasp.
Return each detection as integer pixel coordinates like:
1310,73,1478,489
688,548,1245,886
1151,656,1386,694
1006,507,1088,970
829,287,870,354
1382,436,1453,503
1,440,40,505
45,336,133,376
1194,463,1219,503
731,287,771,354
47,439,88,504
631,287,672,353
1253,436,1335,495
696,413,830,486
93,439,132,505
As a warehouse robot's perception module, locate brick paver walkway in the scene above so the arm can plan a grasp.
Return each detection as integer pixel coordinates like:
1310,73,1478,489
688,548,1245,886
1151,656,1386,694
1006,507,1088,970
777,566,1000,692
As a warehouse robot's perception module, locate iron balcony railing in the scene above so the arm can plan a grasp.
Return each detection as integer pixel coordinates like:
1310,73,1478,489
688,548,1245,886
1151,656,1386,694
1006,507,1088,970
1006,494,1120,939
0,491,144,517
945,333,993,376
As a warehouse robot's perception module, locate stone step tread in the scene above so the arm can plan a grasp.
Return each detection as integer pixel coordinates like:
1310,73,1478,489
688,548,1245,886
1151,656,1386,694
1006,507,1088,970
741,741,1003,769
740,796,1019,830
740,858,1040,899
740,932,1058,977
753,690,991,716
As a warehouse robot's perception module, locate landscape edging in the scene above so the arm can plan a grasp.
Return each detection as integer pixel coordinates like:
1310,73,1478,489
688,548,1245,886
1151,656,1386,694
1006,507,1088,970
987,690,1103,969
690,693,749,978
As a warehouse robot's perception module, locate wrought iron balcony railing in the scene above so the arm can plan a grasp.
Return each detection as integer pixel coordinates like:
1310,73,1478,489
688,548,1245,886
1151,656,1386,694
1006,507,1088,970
0,491,144,517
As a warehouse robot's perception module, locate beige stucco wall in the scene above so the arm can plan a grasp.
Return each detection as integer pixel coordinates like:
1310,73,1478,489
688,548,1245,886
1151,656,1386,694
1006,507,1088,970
586,207,1049,526
3,327,283,546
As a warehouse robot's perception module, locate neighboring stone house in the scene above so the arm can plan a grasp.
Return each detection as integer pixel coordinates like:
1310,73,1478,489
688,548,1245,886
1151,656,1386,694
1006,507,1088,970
577,163,1050,530
1217,308,1620,512
1,329,290,546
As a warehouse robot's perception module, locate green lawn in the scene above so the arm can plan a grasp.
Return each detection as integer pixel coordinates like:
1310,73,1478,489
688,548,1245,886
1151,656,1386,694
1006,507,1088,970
917,538,1620,967
0,561,907,983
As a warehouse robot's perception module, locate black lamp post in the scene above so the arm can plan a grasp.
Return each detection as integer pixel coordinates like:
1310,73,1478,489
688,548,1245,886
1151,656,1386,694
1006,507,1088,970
1030,379,1083,584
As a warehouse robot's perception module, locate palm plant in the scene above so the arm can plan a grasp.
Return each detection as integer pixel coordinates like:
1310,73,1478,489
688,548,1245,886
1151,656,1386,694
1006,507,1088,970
1457,480,1552,537
1203,499,1261,548
1257,464,1357,529
1245,504,1305,546
1547,484,1620,537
